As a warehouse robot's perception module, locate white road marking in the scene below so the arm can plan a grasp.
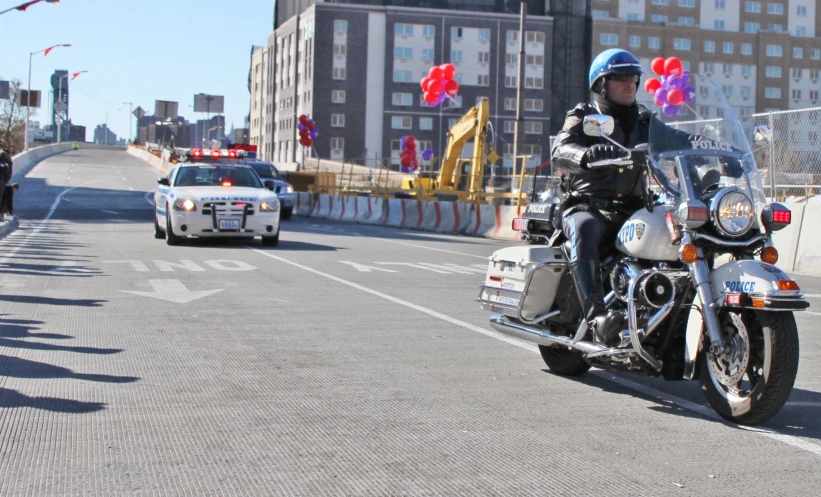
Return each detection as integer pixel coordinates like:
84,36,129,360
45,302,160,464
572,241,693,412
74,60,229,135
251,248,821,459
52,261,95,273
121,279,223,304
102,210,119,215
804,311,821,317
801,293,821,298
339,261,399,273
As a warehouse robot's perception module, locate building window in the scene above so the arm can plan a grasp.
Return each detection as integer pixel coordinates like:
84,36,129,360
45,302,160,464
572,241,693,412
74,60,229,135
419,117,433,130
678,17,695,25
504,98,516,110
600,33,618,45
333,67,346,80
524,99,544,111
391,116,412,129
422,25,435,37
334,20,347,33
649,37,660,49
768,2,783,14
331,138,344,150
526,31,545,43
723,42,734,54
395,23,413,36
651,15,668,23
651,0,668,4
478,52,490,63
813,49,821,60
525,54,544,65
715,0,725,7
451,27,463,38
478,28,491,40
745,1,761,13
506,30,518,42
333,44,346,55
524,121,543,134
505,76,517,87
741,43,753,55
392,70,413,82
679,0,695,6
792,89,802,99
766,45,783,57
525,77,544,89
722,85,733,97
392,92,413,106
714,20,725,30
627,13,640,20
505,53,518,65
765,66,782,78
331,114,345,127
674,38,691,51
811,69,820,80
476,74,489,86
331,90,346,103
744,22,760,33
451,50,463,62
704,62,715,73
592,10,610,18
421,48,434,61
704,40,716,53
765,87,782,99
767,23,783,31
722,64,732,75
394,47,412,59
793,47,804,59
796,26,807,37
810,90,820,100
629,35,641,48
741,86,752,98
523,144,542,157
503,121,515,133
797,5,808,16
741,65,752,77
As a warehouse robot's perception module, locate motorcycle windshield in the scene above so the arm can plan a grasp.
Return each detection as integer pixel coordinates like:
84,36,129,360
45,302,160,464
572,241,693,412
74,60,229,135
646,73,767,214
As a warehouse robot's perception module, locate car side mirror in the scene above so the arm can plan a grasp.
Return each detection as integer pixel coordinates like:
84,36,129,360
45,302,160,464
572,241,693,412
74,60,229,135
753,125,772,146
264,180,274,191
582,114,615,137
158,178,170,186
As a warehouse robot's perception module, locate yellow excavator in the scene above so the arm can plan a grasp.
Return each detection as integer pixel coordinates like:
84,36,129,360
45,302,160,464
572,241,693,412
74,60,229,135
403,97,492,202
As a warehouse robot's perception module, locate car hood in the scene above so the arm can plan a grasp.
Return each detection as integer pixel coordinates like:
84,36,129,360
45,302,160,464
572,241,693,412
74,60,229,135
172,186,278,203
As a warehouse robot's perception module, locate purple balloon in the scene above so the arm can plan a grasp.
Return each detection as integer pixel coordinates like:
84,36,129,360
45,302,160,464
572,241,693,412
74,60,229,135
654,87,669,105
680,72,690,88
682,86,696,103
435,92,447,105
400,136,407,149
421,149,434,161
667,75,684,90
309,129,319,139
663,103,680,116
297,123,307,131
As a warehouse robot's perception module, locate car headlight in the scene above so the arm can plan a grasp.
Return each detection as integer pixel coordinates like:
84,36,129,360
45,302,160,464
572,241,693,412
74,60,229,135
285,185,294,193
259,201,280,212
711,188,754,237
173,198,197,212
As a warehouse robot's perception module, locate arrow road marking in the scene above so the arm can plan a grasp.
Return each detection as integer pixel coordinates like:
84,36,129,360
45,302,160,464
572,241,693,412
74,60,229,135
121,279,223,304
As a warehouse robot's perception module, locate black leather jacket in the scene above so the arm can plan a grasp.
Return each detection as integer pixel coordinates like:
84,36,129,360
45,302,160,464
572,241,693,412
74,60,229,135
551,103,695,202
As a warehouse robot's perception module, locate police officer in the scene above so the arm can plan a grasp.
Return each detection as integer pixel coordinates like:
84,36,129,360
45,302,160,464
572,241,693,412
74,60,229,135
0,143,12,216
552,49,673,345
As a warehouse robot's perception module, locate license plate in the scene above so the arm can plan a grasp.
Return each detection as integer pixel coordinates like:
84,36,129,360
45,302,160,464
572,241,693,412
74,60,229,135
219,219,239,230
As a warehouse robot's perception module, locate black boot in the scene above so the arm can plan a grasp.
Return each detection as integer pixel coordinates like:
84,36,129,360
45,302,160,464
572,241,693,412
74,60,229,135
568,260,624,344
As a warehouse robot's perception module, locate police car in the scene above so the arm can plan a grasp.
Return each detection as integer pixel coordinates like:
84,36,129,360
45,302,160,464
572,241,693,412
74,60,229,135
243,160,295,219
153,148,281,246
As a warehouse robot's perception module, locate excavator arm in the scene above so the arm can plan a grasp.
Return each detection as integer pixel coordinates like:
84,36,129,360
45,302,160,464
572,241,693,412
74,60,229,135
437,98,490,200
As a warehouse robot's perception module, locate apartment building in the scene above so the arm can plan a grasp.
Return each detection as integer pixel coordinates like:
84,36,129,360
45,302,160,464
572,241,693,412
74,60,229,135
252,2,554,171
591,0,821,118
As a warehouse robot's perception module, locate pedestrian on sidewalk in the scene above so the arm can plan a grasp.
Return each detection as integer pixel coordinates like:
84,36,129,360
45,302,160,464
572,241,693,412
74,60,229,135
1,183,18,221
0,144,13,216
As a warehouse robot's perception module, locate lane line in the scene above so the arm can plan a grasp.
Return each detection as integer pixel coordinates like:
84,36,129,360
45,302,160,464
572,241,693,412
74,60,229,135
251,248,821,458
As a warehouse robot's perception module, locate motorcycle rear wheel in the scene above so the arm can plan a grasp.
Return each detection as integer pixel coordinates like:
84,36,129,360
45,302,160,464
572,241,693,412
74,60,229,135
539,345,591,376
698,310,799,425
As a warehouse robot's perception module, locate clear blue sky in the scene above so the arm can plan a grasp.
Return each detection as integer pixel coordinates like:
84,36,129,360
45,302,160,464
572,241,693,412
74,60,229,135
0,0,274,141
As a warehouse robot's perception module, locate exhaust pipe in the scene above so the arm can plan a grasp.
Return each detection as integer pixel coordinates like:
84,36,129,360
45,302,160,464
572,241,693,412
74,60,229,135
489,314,608,355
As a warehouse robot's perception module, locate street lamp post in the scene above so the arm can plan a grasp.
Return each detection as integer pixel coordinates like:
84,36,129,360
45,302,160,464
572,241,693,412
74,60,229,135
54,70,86,145
120,102,133,144
25,43,71,150
0,0,60,17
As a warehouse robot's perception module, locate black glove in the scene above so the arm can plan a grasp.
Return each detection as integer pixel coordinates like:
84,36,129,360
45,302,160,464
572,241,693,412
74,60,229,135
720,157,744,178
584,144,626,167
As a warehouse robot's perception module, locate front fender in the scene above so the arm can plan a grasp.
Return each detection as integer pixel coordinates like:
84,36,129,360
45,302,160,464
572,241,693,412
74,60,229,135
683,260,805,380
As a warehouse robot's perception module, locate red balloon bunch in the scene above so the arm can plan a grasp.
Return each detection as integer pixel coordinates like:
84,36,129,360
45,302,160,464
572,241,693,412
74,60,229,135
644,57,695,117
419,63,460,106
298,114,318,147
399,135,419,173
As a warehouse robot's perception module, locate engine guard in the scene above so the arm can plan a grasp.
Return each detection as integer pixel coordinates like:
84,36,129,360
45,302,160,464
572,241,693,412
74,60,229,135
683,259,808,379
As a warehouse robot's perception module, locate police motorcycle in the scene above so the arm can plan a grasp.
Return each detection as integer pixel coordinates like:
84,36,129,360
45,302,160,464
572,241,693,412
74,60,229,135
476,74,807,425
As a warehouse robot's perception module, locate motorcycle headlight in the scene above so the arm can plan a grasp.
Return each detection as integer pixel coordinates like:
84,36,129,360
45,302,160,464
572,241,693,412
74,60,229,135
259,201,280,212
711,188,754,237
173,198,197,212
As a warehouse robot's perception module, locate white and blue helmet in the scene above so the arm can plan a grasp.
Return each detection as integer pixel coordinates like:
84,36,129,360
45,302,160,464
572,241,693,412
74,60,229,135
588,49,643,91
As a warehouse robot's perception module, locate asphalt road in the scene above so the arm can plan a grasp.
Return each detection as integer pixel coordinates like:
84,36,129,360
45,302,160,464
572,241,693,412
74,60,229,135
1,149,820,496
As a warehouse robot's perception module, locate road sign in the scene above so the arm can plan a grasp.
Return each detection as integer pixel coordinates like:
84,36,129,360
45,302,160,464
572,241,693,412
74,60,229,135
133,106,146,119
0,81,9,100
487,147,500,164
54,101,67,112
18,90,41,108
193,93,224,114
154,100,179,120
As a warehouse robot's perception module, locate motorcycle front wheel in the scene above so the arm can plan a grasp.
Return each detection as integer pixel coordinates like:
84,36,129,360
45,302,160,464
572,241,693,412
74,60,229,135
698,310,799,425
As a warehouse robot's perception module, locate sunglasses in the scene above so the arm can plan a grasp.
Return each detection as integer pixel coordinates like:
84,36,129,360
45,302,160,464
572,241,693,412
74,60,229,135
609,74,640,83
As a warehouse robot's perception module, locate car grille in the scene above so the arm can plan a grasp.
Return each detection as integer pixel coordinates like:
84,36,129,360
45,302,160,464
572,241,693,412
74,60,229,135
201,201,256,232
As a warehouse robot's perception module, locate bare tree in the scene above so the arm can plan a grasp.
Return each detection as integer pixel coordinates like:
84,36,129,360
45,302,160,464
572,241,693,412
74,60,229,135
0,78,35,155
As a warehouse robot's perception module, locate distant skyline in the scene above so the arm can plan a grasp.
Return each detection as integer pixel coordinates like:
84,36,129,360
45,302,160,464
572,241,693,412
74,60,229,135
0,0,273,141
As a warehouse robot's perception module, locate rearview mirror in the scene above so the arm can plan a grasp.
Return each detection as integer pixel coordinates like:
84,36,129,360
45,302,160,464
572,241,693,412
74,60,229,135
753,125,772,146
264,180,274,191
583,114,615,137
158,178,170,186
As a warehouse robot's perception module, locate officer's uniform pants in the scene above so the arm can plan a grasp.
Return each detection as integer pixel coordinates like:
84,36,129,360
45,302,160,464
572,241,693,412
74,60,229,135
562,209,624,262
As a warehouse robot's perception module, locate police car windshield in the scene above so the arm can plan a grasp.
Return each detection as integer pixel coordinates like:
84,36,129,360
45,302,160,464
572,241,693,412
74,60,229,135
248,162,283,180
174,165,263,188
